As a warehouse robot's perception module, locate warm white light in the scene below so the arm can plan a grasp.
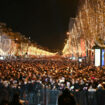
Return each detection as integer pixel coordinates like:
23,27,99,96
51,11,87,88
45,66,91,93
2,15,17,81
95,49,101,67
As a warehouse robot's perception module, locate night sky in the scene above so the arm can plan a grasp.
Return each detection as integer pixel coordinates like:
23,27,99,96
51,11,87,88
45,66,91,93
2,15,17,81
0,0,79,52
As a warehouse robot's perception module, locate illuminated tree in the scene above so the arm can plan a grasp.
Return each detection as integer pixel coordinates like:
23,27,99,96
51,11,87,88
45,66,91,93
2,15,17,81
63,0,105,56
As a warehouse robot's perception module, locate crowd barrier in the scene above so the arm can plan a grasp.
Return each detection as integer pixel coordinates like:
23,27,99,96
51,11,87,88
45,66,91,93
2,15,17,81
0,84,105,105
19,87,105,105
20,87,60,105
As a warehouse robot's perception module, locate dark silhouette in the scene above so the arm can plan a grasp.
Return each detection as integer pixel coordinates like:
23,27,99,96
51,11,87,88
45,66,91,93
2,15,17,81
9,92,22,105
95,87,105,105
0,100,9,105
58,88,76,105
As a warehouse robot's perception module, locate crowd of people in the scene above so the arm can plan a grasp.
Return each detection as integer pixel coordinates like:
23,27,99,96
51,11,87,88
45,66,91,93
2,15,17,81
0,58,105,105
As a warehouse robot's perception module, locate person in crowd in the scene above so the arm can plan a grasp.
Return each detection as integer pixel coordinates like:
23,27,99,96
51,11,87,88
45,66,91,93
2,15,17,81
95,83,105,105
58,88,76,105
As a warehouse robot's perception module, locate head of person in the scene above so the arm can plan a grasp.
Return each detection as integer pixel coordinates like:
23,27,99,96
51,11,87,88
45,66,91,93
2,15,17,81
58,88,76,105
